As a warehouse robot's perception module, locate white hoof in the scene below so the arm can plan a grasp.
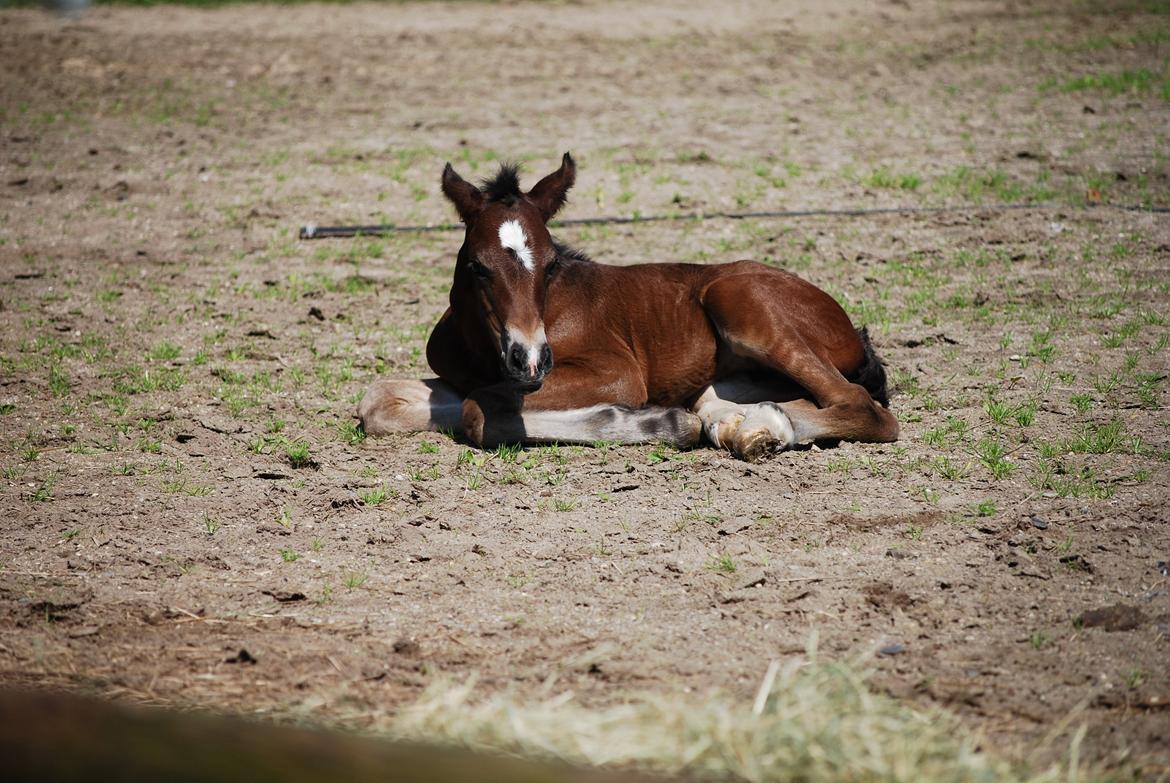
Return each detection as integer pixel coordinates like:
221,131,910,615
732,403,795,462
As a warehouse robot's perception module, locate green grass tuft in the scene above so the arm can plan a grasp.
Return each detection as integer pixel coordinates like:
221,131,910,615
1046,68,1170,102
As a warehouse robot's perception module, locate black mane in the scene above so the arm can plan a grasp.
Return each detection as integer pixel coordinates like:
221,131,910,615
479,162,523,206
478,162,592,266
552,239,592,266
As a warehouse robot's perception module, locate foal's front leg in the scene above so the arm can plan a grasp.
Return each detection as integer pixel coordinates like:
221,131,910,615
462,365,702,449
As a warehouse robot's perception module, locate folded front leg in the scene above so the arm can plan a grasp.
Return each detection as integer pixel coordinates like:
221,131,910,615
462,365,701,449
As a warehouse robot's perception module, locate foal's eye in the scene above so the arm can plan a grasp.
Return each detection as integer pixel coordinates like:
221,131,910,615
469,259,492,279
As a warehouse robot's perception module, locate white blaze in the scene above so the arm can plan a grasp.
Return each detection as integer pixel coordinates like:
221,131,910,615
498,219,534,272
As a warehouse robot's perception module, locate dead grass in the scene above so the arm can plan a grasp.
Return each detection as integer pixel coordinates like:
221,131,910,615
387,642,1091,783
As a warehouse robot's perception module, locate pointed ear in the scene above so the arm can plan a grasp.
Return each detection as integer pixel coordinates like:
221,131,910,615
526,152,576,222
441,163,484,224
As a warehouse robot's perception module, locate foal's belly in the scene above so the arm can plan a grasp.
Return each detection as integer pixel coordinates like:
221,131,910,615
547,262,735,408
620,282,727,407
636,315,719,406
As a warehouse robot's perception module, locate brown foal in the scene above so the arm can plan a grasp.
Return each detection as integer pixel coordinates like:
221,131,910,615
359,153,898,461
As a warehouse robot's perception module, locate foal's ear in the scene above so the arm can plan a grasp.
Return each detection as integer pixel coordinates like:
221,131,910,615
441,163,484,224
526,152,576,223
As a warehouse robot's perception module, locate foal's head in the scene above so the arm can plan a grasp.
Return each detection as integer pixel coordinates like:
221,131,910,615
441,153,576,390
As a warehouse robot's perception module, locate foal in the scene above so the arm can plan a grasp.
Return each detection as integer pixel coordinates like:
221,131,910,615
359,154,898,462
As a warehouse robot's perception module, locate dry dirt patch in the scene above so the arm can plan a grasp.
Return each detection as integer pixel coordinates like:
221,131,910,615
1,0,1169,776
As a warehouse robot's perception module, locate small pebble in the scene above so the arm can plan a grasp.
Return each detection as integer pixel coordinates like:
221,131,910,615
878,643,906,656
1030,515,1048,530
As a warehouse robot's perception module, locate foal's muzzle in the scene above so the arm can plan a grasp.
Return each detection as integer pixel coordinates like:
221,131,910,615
502,333,553,390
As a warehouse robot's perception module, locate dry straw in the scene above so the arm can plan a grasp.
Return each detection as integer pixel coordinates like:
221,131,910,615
386,639,1093,783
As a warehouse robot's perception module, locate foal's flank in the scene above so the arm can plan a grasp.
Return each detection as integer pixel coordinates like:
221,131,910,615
358,154,897,462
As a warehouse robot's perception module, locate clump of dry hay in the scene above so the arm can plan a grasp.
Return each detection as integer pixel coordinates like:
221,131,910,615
387,647,1089,783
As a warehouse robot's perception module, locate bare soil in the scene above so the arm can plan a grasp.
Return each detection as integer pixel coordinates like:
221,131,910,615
1,0,1168,775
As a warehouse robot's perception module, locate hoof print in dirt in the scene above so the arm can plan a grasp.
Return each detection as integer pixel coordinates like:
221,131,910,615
1058,554,1093,573
1077,604,1147,632
392,639,420,657
262,590,307,603
225,648,257,665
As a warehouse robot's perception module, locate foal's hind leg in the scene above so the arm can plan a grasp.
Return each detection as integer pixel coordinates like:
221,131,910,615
357,378,464,436
703,280,898,451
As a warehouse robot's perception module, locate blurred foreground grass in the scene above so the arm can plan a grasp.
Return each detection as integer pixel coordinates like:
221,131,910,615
386,647,1100,783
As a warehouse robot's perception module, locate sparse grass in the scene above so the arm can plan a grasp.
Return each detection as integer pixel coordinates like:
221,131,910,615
162,477,212,496
506,573,531,589
408,464,442,481
48,364,70,397
285,440,313,468
973,500,1001,519
1063,420,1138,455
932,166,1052,203
1032,460,1116,499
922,417,970,448
494,442,522,463
985,399,1014,425
707,553,737,574
279,548,300,563
1044,68,1170,103
30,477,56,502
339,420,366,445
149,342,182,362
1014,401,1038,427
862,167,921,191
359,485,392,506
976,439,1015,479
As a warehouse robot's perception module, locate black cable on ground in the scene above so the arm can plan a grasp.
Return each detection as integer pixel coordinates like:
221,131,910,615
298,201,1169,240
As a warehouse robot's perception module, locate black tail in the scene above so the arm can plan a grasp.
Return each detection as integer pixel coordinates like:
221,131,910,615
848,327,890,407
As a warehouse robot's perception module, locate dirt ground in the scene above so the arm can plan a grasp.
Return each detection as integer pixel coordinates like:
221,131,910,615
1,0,1168,775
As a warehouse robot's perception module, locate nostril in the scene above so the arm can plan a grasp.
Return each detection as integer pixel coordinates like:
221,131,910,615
538,344,553,373
509,343,526,371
